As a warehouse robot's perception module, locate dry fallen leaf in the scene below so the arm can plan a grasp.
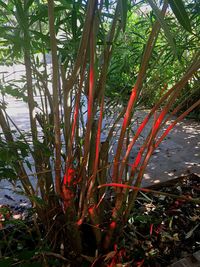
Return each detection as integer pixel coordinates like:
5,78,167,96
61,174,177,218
104,251,116,262
189,215,200,222
185,223,200,239
81,254,94,263
173,233,179,241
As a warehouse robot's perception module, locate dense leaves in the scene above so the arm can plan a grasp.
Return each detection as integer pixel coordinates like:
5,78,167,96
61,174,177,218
168,0,192,32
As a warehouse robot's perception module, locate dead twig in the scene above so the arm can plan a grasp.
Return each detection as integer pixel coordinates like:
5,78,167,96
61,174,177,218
98,183,200,204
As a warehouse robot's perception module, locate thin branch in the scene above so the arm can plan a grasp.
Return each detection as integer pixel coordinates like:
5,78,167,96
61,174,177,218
98,183,200,204
48,0,62,196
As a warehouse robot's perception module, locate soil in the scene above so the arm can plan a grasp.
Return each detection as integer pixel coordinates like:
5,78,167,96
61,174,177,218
0,173,199,267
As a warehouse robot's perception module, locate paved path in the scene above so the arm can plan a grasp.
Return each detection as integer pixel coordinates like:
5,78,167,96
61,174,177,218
105,109,200,187
142,117,200,186
0,106,200,205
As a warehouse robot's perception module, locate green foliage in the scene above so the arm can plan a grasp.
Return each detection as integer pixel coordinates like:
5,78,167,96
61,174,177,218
168,0,192,32
0,137,30,180
106,1,200,107
0,84,28,102
147,0,178,58
119,0,128,32
0,142,17,180
0,258,13,267
0,207,47,266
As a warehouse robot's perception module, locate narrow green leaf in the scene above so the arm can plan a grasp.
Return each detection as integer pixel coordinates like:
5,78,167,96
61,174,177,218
101,12,114,19
25,160,33,171
25,0,34,11
14,0,26,29
71,3,77,38
119,0,128,32
29,195,46,207
30,30,50,43
105,0,109,11
29,5,48,25
0,0,8,10
168,0,192,33
0,258,12,267
147,0,178,58
0,167,17,179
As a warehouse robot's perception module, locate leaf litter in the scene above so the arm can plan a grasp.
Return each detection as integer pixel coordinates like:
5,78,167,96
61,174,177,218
114,173,200,266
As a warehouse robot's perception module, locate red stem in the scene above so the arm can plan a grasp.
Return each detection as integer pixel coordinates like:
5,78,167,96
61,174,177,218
155,99,200,148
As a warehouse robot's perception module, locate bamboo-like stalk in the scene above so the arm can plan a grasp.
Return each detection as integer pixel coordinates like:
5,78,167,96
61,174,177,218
23,1,48,200
64,0,97,90
63,80,71,154
107,3,169,228
124,62,200,219
47,0,61,196
103,1,200,250
63,0,97,151
78,23,96,220
78,96,105,243
37,14,51,124
32,101,55,199
95,1,120,102
83,30,95,166
32,66,53,112
123,100,200,218
79,2,121,223
0,107,35,197
24,37,37,144
106,107,126,143
156,99,200,148
112,1,168,184
119,55,200,180
78,3,122,223
125,128,130,182
64,60,87,182
62,64,87,213
161,85,199,132
92,96,104,189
